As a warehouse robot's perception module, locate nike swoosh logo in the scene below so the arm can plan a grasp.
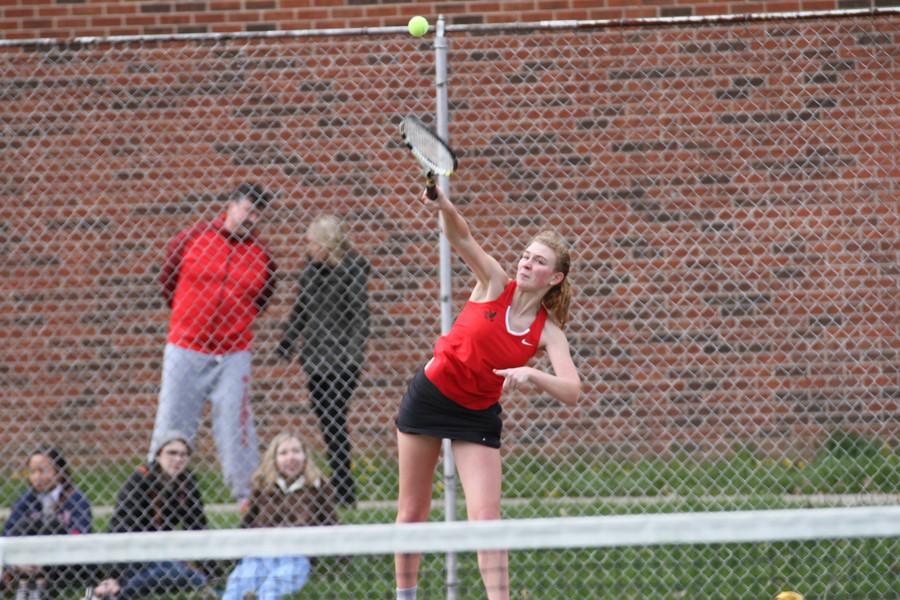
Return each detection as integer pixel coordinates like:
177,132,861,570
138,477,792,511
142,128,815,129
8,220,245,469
522,339,534,346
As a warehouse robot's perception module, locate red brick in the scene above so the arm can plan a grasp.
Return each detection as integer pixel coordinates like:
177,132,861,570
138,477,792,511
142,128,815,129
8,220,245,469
587,8,626,19
72,5,103,16
193,11,227,24
124,15,159,27
364,5,398,18
57,17,88,29
210,1,242,10
765,1,804,10
104,5,139,16
160,13,195,25
294,8,329,19
225,11,262,23
260,10,295,21
37,7,70,18
802,0,838,9
22,18,52,29
92,16,122,28
622,6,658,17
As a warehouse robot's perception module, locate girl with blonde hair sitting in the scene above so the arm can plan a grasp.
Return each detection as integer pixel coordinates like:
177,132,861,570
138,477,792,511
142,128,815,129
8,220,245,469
222,431,337,600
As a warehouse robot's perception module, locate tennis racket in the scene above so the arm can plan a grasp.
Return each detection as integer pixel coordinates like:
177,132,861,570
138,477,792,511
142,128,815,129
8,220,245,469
399,115,458,200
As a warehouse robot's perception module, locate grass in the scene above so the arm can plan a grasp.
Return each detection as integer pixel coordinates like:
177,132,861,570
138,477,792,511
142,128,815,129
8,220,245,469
1,432,896,599
296,537,900,599
86,536,896,599
4,432,894,511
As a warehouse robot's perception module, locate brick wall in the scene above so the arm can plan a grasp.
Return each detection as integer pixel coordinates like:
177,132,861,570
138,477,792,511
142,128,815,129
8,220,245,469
1,15,897,468
1,0,891,41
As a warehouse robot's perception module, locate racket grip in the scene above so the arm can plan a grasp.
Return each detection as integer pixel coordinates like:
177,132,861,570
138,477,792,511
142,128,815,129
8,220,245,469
425,171,438,200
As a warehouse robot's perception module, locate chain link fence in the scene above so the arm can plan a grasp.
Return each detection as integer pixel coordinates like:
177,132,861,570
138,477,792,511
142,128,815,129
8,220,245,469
1,11,897,598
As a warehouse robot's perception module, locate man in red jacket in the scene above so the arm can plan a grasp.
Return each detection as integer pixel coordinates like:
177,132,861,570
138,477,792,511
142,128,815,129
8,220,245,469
149,183,277,503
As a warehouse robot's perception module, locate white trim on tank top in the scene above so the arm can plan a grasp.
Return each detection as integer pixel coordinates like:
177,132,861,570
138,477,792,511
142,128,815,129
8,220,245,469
505,306,530,336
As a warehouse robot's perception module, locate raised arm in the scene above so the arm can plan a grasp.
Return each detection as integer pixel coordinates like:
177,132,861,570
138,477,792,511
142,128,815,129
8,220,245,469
427,186,507,301
493,321,581,405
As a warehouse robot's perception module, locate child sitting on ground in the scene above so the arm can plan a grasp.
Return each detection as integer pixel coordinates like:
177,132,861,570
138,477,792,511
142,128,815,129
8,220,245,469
222,431,337,600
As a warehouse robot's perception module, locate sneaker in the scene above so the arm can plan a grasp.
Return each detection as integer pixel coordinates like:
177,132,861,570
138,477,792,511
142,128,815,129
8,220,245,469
242,593,257,600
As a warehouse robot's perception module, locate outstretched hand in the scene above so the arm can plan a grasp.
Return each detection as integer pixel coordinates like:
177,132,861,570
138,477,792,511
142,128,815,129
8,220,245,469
420,184,447,204
493,367,534,393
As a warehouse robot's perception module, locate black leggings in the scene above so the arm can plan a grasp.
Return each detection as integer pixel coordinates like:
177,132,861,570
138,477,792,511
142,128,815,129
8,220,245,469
307,367,360,505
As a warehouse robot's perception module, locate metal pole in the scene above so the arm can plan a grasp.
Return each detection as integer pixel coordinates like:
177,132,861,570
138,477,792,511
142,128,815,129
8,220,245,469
433,14,458,600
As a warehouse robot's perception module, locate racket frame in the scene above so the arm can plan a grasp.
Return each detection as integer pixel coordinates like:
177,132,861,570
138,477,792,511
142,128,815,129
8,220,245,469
399,115,458,199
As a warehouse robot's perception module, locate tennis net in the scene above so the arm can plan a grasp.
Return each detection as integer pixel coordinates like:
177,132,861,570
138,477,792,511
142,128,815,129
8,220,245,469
1,505,897,599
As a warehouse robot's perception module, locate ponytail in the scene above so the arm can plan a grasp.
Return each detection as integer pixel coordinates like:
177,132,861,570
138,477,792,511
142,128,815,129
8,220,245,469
531,230,573,328
543,275,572,328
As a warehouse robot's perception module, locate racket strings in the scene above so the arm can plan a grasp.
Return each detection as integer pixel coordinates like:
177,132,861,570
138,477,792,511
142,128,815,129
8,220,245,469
403,119,455,175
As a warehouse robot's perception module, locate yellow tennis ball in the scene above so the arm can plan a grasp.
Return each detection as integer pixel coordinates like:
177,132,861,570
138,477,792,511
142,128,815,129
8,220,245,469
407,15,429,38
774,592,804,600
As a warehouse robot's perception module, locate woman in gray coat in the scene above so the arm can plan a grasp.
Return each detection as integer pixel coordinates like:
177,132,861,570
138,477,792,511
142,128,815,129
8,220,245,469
277,215,370,507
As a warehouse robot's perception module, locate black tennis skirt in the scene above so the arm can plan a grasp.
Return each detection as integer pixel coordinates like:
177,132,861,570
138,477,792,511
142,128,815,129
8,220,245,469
396,367,502,448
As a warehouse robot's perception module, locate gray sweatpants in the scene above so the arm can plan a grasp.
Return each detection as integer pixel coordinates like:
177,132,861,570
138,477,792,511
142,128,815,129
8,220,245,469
149,343,260,501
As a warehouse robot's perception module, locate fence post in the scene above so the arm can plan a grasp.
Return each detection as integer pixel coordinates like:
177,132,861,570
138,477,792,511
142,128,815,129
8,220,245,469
433,14,459,600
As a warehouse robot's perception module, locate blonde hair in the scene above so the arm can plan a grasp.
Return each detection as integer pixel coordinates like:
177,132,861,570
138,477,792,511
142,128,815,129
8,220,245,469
251,431,324,490
308,215,350,265
531,230,573,328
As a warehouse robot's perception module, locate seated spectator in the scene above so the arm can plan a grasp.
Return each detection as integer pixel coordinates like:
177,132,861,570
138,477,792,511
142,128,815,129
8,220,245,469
88,432,215,599
222,431,337,600
3,445,93,599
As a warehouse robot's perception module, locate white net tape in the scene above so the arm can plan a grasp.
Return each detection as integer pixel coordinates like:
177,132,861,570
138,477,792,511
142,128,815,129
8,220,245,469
0,507,897,599
2,506,898,565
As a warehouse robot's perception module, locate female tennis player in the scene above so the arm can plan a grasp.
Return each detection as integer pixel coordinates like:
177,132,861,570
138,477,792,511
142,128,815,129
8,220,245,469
394,186,581,600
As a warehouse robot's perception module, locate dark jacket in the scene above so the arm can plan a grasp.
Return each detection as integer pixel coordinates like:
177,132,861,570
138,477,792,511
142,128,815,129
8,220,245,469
3,484,92,537
240,477,337,530
110,463,207,533
279,252,371,377
106,463,208,580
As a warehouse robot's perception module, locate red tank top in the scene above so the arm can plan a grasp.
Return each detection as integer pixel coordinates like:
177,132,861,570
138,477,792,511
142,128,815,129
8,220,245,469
425,281,548,410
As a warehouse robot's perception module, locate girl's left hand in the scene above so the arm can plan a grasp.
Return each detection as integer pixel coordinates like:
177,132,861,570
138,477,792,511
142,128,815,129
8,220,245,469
493,367,533,392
